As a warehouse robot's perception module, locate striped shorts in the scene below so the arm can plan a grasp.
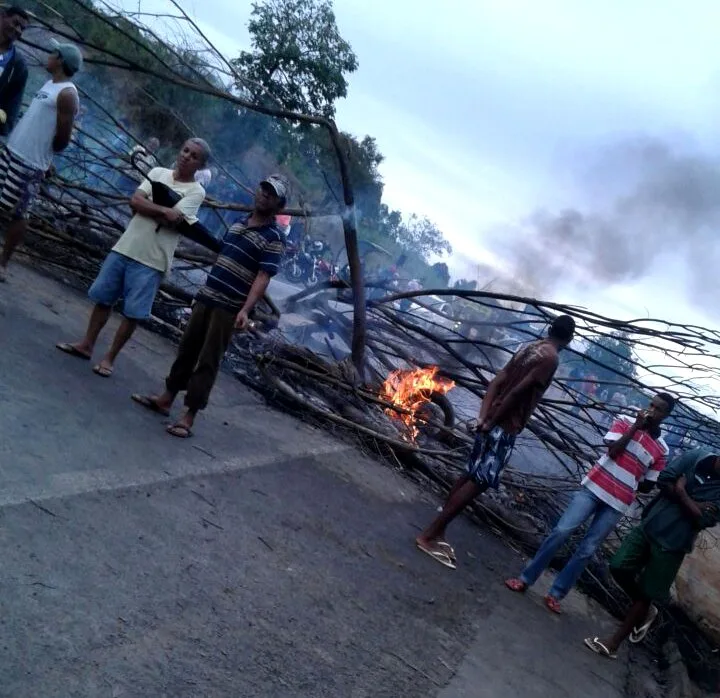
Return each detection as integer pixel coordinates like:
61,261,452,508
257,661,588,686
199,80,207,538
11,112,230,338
0,148,44,220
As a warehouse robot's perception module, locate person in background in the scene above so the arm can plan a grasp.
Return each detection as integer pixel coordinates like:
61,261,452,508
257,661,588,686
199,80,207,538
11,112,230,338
0,39,81,282
194,163,212,189
505,394,674,614
131,175,288,438
128,136,160,181
0,6,29,137
275,213,291,237
585,449,720,659
415,315,576,569
56,139,209,376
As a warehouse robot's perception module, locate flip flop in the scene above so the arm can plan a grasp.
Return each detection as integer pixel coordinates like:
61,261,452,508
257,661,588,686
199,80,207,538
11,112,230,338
584,637,617,660
167,424,193,439
630,604,658,644
93,365,113,378
436,541,457,562
56,342,91,360
544,595,562,614
504,578,528,593
416,541,456,570
131,393,170,417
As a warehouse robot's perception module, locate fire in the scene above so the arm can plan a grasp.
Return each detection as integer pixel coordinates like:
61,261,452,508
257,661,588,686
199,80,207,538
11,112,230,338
380,366,455,441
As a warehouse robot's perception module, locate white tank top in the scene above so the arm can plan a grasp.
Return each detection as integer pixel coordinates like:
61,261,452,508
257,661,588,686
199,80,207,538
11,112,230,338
8,79,78,171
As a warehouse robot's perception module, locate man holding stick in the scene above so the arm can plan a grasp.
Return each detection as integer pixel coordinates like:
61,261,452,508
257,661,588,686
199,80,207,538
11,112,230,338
415,315,576,569
56,139,208,376
131,175,287,438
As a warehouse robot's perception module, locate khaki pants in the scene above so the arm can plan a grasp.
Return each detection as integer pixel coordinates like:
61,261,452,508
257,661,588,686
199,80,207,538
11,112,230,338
165,300,236,412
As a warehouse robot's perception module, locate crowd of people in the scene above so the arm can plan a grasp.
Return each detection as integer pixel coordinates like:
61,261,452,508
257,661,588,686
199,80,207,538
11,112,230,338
0,8,718,669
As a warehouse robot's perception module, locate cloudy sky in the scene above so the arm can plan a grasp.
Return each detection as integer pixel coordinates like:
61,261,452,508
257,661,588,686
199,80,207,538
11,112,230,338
118,0,720,329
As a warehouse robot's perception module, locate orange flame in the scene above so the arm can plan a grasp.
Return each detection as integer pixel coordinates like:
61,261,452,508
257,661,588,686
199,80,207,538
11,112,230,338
380,366,455,441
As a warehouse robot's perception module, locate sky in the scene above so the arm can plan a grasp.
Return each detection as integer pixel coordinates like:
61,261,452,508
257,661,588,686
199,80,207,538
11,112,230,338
117,0,720,331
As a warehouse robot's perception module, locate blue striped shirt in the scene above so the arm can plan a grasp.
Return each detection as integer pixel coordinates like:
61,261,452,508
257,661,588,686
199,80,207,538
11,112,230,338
197,217,285,312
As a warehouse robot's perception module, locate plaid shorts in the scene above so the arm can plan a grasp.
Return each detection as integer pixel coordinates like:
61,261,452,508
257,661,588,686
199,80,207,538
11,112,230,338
0,148,44,221
467,426,516,488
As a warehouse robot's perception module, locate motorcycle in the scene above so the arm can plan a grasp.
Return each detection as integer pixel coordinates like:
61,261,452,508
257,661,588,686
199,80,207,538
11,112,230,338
281,241,304,284
283,239,332,286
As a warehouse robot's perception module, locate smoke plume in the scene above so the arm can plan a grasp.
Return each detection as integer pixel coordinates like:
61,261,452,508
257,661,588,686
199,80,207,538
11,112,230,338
495,137,720,311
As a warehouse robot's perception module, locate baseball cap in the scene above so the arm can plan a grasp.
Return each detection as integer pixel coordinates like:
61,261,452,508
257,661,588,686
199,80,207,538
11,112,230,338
50,39,83,76
262,174,289,200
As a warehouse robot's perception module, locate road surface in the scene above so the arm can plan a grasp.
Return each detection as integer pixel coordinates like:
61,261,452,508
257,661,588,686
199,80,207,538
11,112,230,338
0,262,654,697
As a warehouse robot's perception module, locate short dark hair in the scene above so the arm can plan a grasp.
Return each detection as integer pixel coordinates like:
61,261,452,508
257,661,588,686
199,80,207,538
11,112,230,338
548,314,576,343
5,6,29,20
655,392,676,414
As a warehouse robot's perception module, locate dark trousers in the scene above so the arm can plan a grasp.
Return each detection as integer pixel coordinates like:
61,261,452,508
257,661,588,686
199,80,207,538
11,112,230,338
165,300,236,412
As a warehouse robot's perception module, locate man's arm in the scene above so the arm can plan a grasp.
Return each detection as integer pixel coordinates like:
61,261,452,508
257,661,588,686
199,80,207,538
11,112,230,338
478,369,507,424
235,271,271,329
52,88,78,153
606,410,646,459
129,190,181,226
1,64,27,135
657,453,717,524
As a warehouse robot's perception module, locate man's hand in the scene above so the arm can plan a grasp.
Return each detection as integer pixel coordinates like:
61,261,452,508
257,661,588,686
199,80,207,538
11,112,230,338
633,408,648,429
234,308,250,330
162,208,183,226
476,417,493,434
674,475,717,522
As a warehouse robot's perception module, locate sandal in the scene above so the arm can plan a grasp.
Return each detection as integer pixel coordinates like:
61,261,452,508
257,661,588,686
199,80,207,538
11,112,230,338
416,540,456,570
436,541,457,562
131,393,170,417
167,423,193,439
584,637,617,660
93,364,113,378
544,595,562,614
56,342,91,360
504,578,528,593
630,604,658,644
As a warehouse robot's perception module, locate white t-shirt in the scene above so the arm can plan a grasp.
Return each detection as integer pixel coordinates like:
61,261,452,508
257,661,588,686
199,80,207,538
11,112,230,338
112,167,205,273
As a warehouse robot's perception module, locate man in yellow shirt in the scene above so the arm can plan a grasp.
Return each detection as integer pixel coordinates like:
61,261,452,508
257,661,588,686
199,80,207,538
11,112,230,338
56,138,209,377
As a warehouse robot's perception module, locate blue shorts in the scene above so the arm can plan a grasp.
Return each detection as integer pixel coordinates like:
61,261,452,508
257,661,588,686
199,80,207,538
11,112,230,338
88,251,162,320
467,427,516,488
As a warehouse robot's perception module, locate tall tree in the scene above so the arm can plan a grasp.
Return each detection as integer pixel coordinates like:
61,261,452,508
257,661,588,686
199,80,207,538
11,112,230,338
585,331,637,382
393,214,452,260
232,0,358,118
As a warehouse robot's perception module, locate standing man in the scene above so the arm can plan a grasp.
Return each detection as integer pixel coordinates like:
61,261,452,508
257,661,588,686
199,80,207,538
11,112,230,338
416,315,576,568
56,139,209,376
0,6,29,137
131,175,287,438
505,394,674,613
585,448,720,659
0,39,81,281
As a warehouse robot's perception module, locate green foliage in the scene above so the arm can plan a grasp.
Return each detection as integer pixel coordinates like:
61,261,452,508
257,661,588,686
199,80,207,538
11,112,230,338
231,0,358,118
585,331,637,382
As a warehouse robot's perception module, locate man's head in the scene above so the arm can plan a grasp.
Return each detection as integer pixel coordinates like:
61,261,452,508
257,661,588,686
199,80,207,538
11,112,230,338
0,6,28,45
175,138,210,179
548,314,576,348
48,40,83,78
146,137,160,153
644,392,675,428
255,174,288,215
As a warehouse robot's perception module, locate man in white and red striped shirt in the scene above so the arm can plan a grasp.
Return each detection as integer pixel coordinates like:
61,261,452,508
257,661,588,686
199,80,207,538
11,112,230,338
505,393,675,613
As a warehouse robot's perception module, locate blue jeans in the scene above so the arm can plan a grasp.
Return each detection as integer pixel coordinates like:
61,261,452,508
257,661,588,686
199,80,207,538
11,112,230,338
520,487,623,600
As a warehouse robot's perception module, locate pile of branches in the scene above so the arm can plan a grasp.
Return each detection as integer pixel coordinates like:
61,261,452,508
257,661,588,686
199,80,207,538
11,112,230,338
10,2,720,689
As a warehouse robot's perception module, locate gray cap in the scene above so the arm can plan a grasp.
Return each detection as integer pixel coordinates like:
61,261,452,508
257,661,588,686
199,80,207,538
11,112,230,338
50,39,83,76
262,174,289,200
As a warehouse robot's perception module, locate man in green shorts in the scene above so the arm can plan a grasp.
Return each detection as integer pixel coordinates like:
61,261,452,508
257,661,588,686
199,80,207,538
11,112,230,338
584,448,720,659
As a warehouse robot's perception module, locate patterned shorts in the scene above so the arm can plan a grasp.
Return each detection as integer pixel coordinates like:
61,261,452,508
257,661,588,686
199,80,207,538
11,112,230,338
467,426,516,488
0,148,44,221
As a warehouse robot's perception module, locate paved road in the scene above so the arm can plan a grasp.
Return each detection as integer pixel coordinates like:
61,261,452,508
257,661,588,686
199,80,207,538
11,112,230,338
0,263,649,697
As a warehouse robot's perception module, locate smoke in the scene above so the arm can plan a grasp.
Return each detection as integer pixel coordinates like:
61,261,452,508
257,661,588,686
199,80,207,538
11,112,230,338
495,137,720,310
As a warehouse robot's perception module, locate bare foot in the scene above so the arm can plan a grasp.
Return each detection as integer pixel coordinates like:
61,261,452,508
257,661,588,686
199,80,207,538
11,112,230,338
56,342,92,360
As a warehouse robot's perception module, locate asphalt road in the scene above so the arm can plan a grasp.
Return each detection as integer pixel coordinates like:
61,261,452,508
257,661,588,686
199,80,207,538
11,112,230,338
0,263,646,697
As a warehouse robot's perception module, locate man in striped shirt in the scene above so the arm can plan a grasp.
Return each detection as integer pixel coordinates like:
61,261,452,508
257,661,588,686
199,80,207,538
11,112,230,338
505,393,675,613
132,174,287,437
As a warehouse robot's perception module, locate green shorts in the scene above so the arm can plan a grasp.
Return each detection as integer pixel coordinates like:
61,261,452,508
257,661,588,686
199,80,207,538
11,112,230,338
610,526,685,603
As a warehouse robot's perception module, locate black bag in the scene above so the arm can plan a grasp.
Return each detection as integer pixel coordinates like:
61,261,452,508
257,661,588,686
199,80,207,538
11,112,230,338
150,181,222,253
